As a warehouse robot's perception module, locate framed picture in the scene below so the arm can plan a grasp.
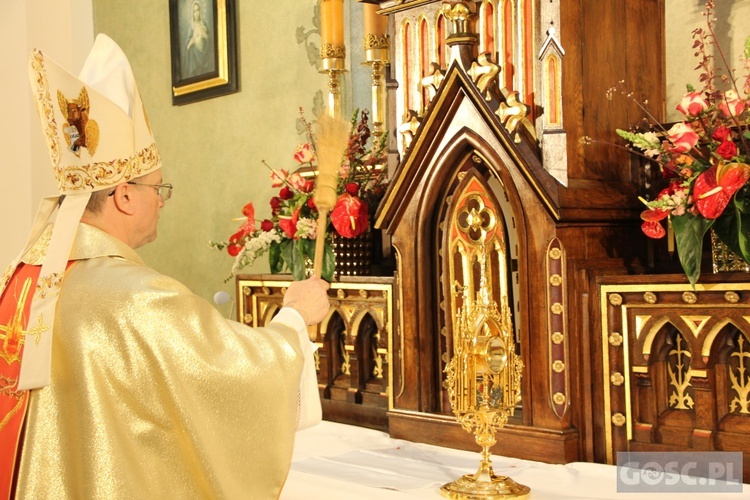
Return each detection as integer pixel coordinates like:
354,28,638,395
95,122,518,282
169,0,238,105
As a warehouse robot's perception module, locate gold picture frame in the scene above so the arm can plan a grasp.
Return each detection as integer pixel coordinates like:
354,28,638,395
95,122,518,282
169,0,238,105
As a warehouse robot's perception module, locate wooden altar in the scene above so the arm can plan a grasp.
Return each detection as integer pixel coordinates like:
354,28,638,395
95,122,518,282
371,0,665,466
236,0,750,483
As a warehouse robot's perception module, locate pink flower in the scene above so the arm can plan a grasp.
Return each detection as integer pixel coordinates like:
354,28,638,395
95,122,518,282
287,172,306,190
293,143,315,164
338,160,351,178
716,140,738,160
270,169,288,188
717,90,746,118
675,91,708,117
667,122,699,153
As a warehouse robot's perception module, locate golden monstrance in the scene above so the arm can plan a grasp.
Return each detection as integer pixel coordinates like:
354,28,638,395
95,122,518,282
441,248,529,499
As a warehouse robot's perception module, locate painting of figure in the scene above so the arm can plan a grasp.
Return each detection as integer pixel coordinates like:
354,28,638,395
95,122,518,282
169,0,237,105
178,0,216,79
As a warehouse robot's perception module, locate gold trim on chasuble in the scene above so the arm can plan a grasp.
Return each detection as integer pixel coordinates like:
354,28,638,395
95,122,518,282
30,50,161,194
0,278,34,366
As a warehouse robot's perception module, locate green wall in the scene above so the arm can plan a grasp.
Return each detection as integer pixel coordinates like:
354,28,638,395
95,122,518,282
93,0,336,314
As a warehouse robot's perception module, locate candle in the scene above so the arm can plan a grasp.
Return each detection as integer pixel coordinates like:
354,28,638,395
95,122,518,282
320,0,344,47
363,3,387,37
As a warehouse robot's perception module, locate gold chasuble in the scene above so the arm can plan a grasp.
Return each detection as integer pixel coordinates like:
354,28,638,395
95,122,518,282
12,223,307,499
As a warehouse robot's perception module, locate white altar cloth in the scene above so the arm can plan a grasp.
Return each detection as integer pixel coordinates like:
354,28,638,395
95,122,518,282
281,420,749,499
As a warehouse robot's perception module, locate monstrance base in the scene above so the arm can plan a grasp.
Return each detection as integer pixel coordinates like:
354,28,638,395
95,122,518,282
440,472,530,499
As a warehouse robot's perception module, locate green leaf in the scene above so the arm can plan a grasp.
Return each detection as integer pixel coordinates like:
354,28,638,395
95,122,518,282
298,238,314,261
712,198,750,264
290,240,308,281
268,242,283,274
279,239,295,274
671,214,714,286
322,243,335,282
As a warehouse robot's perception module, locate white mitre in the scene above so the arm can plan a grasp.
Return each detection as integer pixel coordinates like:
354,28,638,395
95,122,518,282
2,34,161,389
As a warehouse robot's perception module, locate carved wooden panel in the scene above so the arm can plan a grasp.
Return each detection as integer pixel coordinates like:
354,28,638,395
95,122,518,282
599,277,750,480
236,275,393,431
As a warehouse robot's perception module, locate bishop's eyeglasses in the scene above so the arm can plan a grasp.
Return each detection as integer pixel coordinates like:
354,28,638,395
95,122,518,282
108,182,173,201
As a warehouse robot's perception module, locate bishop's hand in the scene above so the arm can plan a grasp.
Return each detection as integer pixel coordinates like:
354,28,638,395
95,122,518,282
283,276,330,325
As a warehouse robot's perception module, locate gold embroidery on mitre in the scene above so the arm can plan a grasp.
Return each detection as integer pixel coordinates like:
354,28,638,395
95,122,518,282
30,50,62,168
0,278,33,365
57,87,99,157
35,272,63,300
0,375,27,431
53,142,161,193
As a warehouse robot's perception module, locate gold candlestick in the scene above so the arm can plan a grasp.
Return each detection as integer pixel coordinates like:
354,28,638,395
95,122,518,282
320,45,346,119
363,34,389,138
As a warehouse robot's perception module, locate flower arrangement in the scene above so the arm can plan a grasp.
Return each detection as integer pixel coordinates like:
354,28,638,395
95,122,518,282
601,1,750,285
210,109,388,282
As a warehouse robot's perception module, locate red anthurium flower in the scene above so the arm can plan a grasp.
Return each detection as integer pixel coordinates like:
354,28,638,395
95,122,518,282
241,202,255,221
693,163,750,219
641,220,666,239
232,202,255,239
227,229,245,256
331,194,370,238
278,207,301,239
641,208,669,222
640,208,668,239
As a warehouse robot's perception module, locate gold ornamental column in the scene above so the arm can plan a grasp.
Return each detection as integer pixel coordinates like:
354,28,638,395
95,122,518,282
320,0,346,118
362,3,389,138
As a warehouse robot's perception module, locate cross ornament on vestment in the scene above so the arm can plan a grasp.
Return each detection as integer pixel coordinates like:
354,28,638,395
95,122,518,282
0,278,48,365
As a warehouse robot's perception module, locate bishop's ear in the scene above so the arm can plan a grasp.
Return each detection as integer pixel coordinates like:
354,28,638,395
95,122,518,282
110,183,137,215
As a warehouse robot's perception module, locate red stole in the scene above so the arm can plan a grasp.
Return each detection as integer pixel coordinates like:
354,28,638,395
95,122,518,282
0,264,41,499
